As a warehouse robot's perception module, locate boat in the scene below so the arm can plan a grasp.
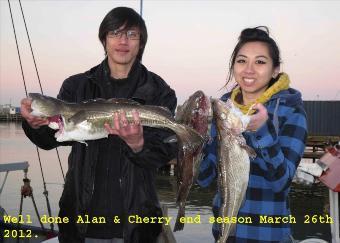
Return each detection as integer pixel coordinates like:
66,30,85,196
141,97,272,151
0,161,177,243
0,161,57,242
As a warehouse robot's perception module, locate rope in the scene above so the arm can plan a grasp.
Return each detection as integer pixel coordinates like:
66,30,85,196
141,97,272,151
7,0,53,232
18,0,44,95
56,148,66,181
36,147,54,232
7,0,28,98
17,0,66,182
7,0,61,231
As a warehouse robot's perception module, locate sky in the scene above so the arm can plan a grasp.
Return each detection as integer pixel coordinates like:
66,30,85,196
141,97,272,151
1,0,340,107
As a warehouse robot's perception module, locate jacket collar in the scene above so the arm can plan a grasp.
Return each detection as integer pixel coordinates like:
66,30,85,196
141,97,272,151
86,58,140,83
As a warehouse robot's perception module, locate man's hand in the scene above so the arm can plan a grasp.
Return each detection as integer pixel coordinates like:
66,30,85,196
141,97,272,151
20,98,49,129
246,103,268,132
104,110,144,153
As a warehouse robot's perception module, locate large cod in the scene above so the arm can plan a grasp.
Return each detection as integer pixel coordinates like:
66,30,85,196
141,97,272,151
29,93,204,156
212,99,256,243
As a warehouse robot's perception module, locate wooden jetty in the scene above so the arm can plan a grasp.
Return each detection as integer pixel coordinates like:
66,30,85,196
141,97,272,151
0,113,22,121
304,136,340,161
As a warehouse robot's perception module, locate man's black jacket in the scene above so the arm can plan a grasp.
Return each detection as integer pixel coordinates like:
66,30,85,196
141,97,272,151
22,59,177,243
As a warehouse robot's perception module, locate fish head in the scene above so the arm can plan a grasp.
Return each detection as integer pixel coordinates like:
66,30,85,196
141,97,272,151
52,113,83,142
212,99,250,135
54,110,111,142
29,93,63,117
175,90,211,137
176,91,206,122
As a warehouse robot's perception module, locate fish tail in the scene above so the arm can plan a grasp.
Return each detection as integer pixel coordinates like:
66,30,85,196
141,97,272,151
170,122,205,152
173,202,185,232
169,123,205,232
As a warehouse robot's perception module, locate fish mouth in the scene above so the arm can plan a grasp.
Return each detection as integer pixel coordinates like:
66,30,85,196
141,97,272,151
47,115,64,134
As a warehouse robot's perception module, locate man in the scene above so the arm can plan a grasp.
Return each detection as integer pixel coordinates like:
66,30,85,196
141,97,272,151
21,7,177,243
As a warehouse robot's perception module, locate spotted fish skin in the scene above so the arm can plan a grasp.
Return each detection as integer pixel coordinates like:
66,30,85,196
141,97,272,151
29,93,205,167
212,99,256,243
173,90,211,232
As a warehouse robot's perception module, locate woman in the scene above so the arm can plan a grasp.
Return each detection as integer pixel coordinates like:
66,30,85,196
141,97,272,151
198,26,307,242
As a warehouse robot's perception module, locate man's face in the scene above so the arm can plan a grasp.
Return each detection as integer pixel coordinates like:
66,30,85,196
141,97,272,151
105,26,140,66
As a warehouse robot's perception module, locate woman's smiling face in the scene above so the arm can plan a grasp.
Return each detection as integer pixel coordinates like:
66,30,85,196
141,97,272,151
233,41,279,101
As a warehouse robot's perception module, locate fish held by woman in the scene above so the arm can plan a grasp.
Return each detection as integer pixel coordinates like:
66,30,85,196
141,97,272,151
212,99,256,243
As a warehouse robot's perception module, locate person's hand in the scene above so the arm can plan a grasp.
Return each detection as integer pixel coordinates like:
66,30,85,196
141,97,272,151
246,103,268,132
20,98,49,129
104,110,144,153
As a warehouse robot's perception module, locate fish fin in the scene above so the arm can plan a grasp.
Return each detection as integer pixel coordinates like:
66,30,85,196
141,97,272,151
83,98,106,103
245,146,257,159
176,124,205,151
163,135,177,143
148,106,175,120
234,135,257,159
82,98,140,105
173,202,185,232
67,111,87,125
106,98,141,105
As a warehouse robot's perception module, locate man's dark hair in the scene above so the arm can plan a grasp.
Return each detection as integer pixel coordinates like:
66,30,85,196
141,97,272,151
98,7,147,61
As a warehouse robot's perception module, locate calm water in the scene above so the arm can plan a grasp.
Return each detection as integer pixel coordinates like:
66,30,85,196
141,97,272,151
0,122,331,242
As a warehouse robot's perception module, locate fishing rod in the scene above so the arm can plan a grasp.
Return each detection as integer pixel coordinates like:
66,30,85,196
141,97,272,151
140,0,143,17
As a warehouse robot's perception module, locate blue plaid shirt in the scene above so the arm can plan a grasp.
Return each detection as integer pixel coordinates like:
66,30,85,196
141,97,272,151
197,88,307,242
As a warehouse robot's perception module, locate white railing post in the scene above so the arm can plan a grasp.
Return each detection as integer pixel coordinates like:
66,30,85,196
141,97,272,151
329,190,340,243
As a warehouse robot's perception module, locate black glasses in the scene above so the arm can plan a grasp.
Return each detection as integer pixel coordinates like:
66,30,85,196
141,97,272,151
107,29,140,40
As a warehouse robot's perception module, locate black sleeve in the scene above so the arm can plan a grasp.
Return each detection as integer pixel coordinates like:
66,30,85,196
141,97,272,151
22,77,76,150
124,77,178,169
